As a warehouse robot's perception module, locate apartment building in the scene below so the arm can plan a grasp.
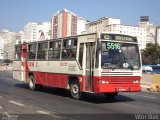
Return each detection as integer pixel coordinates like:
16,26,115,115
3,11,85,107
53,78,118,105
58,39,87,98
85,17,147,50
85,17,120,33
51,9,87,38
22,22,51,43
106,24,147,50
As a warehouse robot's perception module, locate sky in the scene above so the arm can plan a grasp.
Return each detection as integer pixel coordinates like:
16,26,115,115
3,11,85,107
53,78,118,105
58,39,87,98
0,0,160,32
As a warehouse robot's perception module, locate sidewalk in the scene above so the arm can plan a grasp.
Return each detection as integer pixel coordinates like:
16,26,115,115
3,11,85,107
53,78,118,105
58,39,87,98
0,65,12,72
141,73,160,92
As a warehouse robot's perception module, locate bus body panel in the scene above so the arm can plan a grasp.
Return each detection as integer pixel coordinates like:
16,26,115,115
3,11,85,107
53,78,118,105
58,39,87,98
13,61,22,81
93,76,141,93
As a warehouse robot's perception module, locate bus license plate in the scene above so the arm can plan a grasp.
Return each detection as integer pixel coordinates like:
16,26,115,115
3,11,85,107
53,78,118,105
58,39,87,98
117,88,127,91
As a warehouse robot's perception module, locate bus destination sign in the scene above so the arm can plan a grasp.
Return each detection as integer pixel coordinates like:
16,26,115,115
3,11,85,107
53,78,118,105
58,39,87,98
101,34,137,42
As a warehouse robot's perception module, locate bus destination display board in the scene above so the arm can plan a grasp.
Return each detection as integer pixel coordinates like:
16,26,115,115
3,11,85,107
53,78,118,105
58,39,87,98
101,34,137,42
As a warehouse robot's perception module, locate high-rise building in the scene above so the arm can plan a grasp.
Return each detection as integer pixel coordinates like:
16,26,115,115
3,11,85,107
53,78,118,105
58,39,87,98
138,16,156,44
51,9,77,38
22,22,51,43
85,17,147,50
106,24,147,50
51,9,87,38
85,17,120,33
0,37,4,60
156,26,160,45
140,16,149,22
37,22,51,41
23,22,37,43
77,17,89,35
0,29,17,60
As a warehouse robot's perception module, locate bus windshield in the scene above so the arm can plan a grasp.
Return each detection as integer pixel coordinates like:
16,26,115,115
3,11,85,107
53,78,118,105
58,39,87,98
101,41,141,70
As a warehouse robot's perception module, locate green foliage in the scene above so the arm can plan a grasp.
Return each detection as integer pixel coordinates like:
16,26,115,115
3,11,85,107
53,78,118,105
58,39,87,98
142,43,160,64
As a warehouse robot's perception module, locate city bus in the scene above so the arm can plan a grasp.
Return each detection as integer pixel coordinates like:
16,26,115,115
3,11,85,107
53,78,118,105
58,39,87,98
13,32,142,99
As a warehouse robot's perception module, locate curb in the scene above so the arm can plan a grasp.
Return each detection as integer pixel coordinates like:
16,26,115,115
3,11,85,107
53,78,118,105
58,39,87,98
141,84,150,91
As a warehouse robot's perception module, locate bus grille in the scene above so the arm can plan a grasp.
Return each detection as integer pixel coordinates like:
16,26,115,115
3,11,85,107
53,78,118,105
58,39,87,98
109,80,133,84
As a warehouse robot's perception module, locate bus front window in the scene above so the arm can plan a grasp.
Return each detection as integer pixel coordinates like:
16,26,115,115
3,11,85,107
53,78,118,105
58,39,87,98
101,42,141,70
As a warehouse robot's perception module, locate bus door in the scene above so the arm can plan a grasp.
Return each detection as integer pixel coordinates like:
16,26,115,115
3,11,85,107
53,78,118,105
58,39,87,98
85,43,95,92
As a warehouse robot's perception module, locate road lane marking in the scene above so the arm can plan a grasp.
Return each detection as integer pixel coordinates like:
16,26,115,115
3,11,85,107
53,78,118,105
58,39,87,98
0,105,3,109
6,78,13,81
122,93,160,99
37,110,50,115
37,111,63,119
8,100,25,107
0,96,2,99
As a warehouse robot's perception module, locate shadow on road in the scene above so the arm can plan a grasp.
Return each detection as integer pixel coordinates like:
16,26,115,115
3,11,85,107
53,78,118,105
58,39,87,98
15,83,135,104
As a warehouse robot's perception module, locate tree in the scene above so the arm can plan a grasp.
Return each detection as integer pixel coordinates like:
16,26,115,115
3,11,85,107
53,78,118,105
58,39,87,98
142,43,160,64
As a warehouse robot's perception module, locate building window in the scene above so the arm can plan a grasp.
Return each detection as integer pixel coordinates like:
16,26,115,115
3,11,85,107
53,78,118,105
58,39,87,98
15,45,22,60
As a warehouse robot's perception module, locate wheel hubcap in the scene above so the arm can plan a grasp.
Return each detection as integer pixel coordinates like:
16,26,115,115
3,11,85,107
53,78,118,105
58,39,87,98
29,79,34,88
72,85,78,94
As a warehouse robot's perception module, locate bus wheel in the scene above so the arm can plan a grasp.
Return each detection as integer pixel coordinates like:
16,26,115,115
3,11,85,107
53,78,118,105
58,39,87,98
28,75,40,91
70,81,81,100
104,92,118,99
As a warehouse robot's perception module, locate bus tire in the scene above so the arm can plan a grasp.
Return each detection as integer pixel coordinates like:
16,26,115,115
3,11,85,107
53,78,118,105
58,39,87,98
104,92,118,99
28,75,40,91
70,80,81,100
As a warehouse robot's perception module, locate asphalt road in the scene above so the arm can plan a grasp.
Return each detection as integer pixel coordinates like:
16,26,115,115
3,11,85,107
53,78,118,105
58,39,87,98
0,71,160,120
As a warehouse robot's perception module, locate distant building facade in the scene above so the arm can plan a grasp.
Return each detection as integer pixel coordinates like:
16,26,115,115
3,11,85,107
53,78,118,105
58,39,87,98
77,17,89,35
85,17,147,50
156,26,160,45
0,29,17,60
106,24,147,50
0,37,4,60
138,16,156,44
22,22,51,43
85,17,120,33
51,9,87,38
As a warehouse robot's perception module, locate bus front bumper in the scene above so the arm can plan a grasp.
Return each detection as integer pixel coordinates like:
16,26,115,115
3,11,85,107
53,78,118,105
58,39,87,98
95,84,141,93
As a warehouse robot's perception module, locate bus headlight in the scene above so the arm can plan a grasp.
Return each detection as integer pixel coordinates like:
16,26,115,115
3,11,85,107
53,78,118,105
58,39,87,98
133,80,139,84
98,80,109,84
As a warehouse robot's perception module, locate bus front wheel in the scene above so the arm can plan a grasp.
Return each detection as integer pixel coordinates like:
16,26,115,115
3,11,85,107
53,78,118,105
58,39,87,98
70,81,81,100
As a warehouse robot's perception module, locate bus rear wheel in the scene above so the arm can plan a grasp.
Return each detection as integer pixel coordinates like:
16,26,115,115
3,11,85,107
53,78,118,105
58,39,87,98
28,75,42,91
70,81,81,100
104,92,118,99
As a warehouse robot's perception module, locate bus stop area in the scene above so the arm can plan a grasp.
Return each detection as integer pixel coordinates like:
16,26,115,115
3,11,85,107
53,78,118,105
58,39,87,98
141,73,160,92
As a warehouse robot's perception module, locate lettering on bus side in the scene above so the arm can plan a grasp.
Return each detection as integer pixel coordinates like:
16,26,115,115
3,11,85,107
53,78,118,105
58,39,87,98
60,62,68,66
68,63,76,72
28,62,35,67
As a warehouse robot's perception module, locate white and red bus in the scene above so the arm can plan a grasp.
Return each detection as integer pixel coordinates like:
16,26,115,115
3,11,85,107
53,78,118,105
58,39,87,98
13,32,142,99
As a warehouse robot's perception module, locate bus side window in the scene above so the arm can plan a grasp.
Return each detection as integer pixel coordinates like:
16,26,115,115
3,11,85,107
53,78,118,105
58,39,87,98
78,43,84,68
62,39,77,60
15,45,22,60
28,43,36,60
48,41,61,60
37,42,48,60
